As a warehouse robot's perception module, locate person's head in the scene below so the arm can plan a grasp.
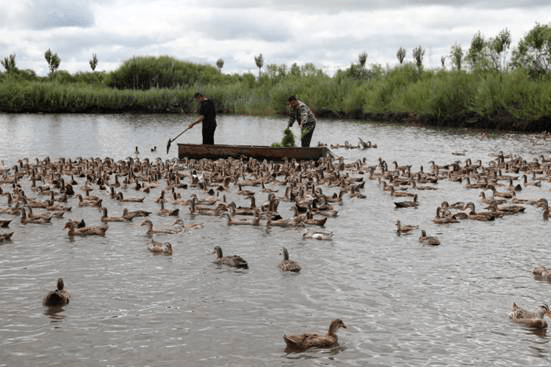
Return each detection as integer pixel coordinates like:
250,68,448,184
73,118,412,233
288,95,298,109
194,92,204,102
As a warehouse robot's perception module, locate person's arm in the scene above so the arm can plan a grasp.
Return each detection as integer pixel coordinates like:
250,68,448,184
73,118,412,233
188,115,204,129
287,109,296,128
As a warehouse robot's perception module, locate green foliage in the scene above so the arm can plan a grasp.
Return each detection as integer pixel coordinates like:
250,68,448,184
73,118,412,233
396,47,406,64
44,49,60,76
107,55,221,90
1,53,17,73
271,128,295,147
89,53,98,71
412,46,425,69
512,23,551,77
450,44,463,71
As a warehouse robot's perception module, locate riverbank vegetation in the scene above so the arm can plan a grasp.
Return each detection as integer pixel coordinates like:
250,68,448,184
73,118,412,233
1,24,551,131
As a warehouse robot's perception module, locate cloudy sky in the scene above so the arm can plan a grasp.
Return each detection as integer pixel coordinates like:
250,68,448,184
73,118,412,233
1,0,550,76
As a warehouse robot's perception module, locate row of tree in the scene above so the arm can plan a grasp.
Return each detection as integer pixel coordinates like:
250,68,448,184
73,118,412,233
1,24,551,85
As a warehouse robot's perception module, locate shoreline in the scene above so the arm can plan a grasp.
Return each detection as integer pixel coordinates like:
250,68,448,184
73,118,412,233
2,108,551,133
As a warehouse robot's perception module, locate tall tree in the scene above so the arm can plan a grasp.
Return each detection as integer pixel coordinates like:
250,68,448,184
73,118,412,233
440,56,446,69
254,53,264,78
466,31,486,70
396,47,406,64
89,53,98,71
44,48,60,76
488,28,511,70
1,53,17,73
358,52,368,68
412,45,425,69
512,23,551,77
216,58,224,72
450,43,463,71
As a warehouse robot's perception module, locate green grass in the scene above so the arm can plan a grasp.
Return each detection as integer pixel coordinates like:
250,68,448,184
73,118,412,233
1,58,551,129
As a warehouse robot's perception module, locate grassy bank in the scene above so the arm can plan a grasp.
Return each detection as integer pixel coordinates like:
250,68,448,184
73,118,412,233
1,61,551,131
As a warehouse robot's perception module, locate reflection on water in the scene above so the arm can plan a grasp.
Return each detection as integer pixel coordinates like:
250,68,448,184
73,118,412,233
1,113,551,366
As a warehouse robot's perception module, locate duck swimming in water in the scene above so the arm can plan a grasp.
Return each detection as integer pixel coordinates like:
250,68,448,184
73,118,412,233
509,303,551,329
279,247,301,272
283,319,347,353
43,278,70,307
148,240,173,255
212,246,248,269
419,230,440,246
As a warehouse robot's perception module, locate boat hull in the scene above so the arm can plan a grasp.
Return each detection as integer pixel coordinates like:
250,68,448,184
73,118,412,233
178,143,331,161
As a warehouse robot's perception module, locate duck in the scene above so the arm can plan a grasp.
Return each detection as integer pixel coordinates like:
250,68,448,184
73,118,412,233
159,200,179,217
101,207,130,222
394,194,418,208
223,209,261,226
43,278,70,307
115,192,144,203
509,303,551,329
432,207,459,224
140,218,183,235
395,219,418,234
279,247,302,272
0,219,11,228
283,319,347,353
76,194,102,208
304,212,327,226
172,218,204,231
463,202,496,221
148,240,173,255
532,265,551,281
64,221,108,236
0,231,14,242
536,198,549,220
419,230,440,246
302,229,333,241
212,246,248,269
21,208,51,224
389,186,415,197
122,208,151,220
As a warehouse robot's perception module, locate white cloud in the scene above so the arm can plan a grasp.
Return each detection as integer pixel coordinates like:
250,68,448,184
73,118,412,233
1,1,550,76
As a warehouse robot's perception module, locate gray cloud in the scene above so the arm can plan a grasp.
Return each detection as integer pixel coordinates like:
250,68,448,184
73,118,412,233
26,0,95,29
202,0,551,12
196,11,290,42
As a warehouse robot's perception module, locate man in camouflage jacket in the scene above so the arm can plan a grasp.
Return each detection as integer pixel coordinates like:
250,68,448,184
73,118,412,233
287,95,316,147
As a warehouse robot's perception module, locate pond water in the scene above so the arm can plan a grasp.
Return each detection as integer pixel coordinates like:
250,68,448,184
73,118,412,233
0,113,551,366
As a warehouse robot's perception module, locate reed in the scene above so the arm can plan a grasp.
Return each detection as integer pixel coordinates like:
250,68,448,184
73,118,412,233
1,59,551,129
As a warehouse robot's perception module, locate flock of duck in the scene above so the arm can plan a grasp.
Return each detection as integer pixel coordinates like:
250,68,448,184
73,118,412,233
1,141,551,352
370,151,551,330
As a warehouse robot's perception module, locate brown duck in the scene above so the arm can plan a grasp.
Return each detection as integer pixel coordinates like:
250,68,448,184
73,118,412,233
283,319,347,353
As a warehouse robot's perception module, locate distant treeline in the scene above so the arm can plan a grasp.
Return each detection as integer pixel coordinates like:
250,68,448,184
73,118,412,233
1,23,551,131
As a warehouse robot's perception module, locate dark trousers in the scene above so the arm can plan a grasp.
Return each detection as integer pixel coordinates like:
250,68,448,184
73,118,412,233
301,127,314,147
202,125,216,145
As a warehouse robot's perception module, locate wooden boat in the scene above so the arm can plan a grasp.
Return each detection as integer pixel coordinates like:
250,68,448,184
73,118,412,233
178,143,332,161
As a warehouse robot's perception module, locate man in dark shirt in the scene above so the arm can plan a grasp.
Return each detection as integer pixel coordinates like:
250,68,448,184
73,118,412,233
188,92,217,144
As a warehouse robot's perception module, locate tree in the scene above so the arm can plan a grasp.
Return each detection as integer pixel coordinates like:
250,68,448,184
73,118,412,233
512,23,551,76
450,43,463,71
488,28,511,70
440,56,446,69
1,53,17,73
44,48,60,76
89,53,98,71
396,47,406,64
216,58,224,72
412,45,425,69
358,52,368,68
466,31,486,70
254,53,264,78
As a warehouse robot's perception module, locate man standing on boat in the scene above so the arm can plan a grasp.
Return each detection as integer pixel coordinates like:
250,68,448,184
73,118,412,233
188,92,217,144
287,96,316,147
